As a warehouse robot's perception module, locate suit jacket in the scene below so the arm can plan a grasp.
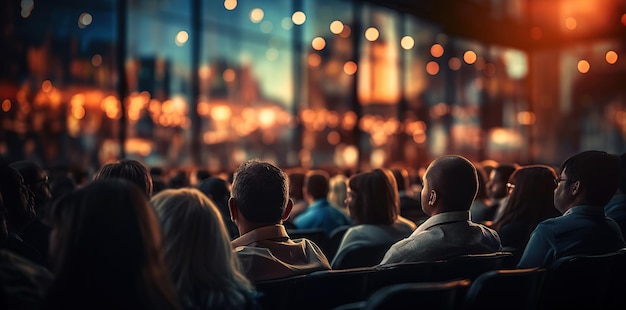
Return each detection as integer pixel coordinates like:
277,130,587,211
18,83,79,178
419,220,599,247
605,194,626,239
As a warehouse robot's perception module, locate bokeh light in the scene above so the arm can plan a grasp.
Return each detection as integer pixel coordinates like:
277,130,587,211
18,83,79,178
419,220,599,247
292,11,306,25
224,0,237,10
330,20,344,34
430,44,444,57
91,54,102,67
448,57,462,70
1,99,11,112
250,8,264,23
565,17,577,30
365,27,379,41
464,50,477,64
223,68,236,82
339,25,351,38
577,60,590,73
400,36,414,50
20,0,34,18
78,12,93,29
308,53,321,67
344,61,357,75
175,31,189,46
312,37,326,51
606,51,618,64
426,61,440,75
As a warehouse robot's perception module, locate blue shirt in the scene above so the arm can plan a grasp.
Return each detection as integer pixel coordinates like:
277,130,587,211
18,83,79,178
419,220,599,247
605,194,626,239
517,205,626,268
293,199,352,236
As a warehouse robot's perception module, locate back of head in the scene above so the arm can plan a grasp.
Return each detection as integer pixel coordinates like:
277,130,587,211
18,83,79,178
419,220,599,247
618,153,626,194
0,164,35,231
348,168,398,225
305,170,330,200
494,165,558,229
286,168,306,201
151,188,251,307
48,179,175,308
426,155,478,212
10,160,52,209
391,168,410,192
198,177,230,206
94,159,153,197
488,164,518,199
561,150,619,206
231,160,288,224
328,174,348,209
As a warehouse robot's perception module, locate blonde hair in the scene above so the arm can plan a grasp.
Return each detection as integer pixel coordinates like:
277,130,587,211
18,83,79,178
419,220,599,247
328,174,348,210
151,188,254,309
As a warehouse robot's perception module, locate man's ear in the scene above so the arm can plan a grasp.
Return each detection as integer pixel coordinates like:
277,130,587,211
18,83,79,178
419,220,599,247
572,181,581,196
281,198,294,222
228,197,238,223
428,190,438,206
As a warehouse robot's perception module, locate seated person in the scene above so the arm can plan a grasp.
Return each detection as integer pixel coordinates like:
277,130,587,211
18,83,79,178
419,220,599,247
391,168,427,224
605,152,626,239
518,151,626,268
381,155,502,264
229,160,330,282
334,169,416,265
93,159,153,197
294,170,352,236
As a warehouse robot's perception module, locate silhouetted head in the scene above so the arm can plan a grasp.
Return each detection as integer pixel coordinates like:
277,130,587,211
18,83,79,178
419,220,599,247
94,159,153,197
347,168,398,225
304,170,330,201
10,160,52,210
421,155,478,215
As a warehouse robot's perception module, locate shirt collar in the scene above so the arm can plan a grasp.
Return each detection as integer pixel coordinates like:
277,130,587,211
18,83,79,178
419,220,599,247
414,210,470,234
563,205,606,216
231,224,289,247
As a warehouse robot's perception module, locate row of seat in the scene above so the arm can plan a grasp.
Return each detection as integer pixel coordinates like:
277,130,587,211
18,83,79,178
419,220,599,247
255,249,626,309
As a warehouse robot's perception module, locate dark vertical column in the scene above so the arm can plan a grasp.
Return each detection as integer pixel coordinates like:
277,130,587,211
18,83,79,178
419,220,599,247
395,13,408,165
190,0,201,166
291,0,303,165
351,1,363,170
117,0,127,159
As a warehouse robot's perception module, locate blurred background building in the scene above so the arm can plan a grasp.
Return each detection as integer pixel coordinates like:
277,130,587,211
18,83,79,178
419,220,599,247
1,0,625,173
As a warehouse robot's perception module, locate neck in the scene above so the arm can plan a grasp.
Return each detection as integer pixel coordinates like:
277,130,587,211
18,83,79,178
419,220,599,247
237,221,280,236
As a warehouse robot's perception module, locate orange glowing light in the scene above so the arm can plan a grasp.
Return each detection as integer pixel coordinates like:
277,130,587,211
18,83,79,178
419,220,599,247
430,44,444,58
223,69,236,82
224,0,237,10
2,99,11,112
565,17,577,30
330,20,344,34
464,51,477,64
308,53,321,67
42,80,52,93
577,60,590,73
327,131,341,145
72,106,86,119
339,25,351,38
91,54,103,67
426,61,440,75
312,37,326,50
517,111,536,125
606,51,618,64
364,27,379,41
343,61,357,75
211,105,232,121
199,66,211,79
250,8,264,23
292,11,306,25
448,57,462,71
622,14,626,26
400,36,414,50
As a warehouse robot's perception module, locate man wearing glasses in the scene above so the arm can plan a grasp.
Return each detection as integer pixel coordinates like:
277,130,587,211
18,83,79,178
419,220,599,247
517,150,625,268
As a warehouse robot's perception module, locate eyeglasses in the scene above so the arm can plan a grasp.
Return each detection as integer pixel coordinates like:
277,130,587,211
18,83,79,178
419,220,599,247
506,183,515,189
34,176,49,186
553,178,567,186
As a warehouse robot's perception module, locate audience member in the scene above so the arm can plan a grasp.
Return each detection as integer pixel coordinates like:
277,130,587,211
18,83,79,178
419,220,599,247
381,155,502,264
605,152,626,239
150,167,167,195
294,170,352,236
517,151,626,268
229,160,330,282
198,177,239,239
168,170,190,189
9,160,52,266
491,165,561,252
334,169,416,262
469,165,492,223
43,179,178,309
487,164,518,222
391,168,427,224
93,159,153,197
48,174,76,202
151,188,257,309
327,174,349,214
284,168,308,225
0,164,43,265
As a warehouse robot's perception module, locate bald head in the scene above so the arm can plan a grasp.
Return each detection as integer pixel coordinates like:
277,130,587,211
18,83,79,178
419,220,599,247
423,155,478,213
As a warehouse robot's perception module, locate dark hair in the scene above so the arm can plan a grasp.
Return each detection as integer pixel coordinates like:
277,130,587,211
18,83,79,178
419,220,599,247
94,159,153,197
426,155,478,212
231,160,288,223
348,168,398,225
560,150,619,206
475,166,488,200
492,165,560,231
391,168,410,192
0,164,35,231
618,153,626,194
286,168,306,201
305,170,330,200
46,179,177,309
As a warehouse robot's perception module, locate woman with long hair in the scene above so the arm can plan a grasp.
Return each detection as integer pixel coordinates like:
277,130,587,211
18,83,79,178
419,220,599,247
43,179,178,310
151,188,257,309
492,165,561,251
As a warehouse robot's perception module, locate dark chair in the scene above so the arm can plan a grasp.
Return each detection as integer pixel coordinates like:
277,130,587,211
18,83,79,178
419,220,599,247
607,248,626,308
463,268,546,310
331,242,393,269
254,274,307,310
285,267,377,310
541,251,618,309
336,279,471,310
326,225,351,260
287,228,328,252
430,252,513,282
367,261,435,297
